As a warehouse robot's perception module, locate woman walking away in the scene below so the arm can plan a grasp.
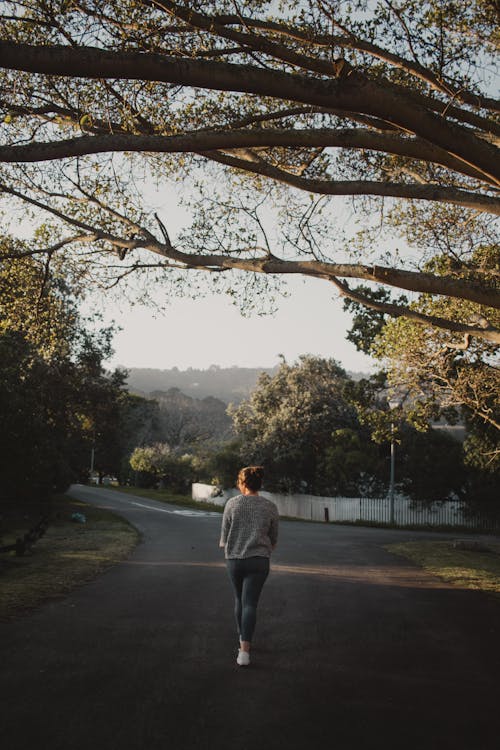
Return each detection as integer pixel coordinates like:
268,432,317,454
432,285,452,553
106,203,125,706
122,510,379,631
219,466,279,667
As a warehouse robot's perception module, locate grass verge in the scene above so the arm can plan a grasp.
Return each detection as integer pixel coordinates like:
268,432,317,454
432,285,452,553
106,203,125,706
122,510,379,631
104,484,225,513
386,540,500,595
0,493,139,621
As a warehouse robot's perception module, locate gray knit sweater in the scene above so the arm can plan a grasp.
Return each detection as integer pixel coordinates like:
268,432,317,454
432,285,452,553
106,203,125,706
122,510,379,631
220,494,279,559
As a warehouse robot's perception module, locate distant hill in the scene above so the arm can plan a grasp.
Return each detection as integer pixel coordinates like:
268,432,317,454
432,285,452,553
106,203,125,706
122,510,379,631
151,387,233,444
125,365,277,403
125,365,368,404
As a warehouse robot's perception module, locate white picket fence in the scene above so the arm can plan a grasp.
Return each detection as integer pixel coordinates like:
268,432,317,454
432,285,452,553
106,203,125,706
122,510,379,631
192,483,500,530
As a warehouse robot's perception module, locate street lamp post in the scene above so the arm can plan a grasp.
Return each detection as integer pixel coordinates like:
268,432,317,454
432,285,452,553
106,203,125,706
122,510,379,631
388,398,401,525
389,421,396,524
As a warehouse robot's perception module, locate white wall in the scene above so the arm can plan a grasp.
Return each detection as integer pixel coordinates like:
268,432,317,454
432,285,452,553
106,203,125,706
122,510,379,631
192,483,238,507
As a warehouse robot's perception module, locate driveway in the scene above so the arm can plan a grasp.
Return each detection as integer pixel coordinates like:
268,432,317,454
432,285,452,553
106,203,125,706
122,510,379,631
1,485,499,750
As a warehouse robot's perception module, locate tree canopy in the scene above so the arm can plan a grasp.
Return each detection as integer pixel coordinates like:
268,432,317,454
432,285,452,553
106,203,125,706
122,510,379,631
0,0,498,345
230,355,386,494
344,247,499,468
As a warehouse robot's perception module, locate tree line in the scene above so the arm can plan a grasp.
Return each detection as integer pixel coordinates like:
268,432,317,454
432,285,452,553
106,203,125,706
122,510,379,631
1,246,496,514
130,355,498,513
126,366,280,403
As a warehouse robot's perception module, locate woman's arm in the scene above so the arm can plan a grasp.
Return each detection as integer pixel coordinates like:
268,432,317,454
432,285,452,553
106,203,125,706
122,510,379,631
219,501,231,549
269,512,279,550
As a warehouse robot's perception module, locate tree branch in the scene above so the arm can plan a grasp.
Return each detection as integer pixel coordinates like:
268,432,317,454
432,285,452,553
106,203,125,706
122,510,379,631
209,11,500,114
0,42,498,184
151,0,347,78
201,150,500,215
0,234,92,260
0,182,150,253
2,174,498,339
0,126,492,185
330,278,500,344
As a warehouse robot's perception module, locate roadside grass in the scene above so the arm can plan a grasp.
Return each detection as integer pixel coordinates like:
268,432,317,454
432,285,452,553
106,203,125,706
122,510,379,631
386,541,500,595
0,494,139,621
104,484,225,513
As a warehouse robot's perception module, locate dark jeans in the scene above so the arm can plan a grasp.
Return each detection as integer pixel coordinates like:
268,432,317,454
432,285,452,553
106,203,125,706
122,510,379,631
226,556,270,643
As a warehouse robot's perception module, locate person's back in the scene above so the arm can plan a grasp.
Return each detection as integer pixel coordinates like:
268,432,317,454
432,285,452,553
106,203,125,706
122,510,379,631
221,493,279,559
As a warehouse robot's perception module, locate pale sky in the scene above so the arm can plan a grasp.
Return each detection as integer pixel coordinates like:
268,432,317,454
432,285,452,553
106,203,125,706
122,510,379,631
82,179,377,375
13,168,377,375
90,274,375,374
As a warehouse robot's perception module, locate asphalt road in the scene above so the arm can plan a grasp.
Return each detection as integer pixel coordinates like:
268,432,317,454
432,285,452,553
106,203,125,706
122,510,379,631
2,486,499,750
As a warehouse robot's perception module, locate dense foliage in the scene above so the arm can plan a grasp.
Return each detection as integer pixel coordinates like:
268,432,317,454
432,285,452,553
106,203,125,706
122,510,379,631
0,245,151,504
221,355,497,510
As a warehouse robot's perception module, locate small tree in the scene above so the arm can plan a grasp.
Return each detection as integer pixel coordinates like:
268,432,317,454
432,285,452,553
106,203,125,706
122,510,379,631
397,427,467,504
129,443,195,492
203,440,243,490
317,428,386,498
129,443,173,488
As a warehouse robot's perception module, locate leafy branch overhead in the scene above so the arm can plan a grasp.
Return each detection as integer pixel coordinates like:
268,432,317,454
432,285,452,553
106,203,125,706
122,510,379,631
0,0,498,342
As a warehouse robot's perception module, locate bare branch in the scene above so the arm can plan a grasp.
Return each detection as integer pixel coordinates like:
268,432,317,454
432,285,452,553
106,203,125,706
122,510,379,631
441,334,472,352
0,42,498,184
201,150,500,215
0,233,92,260
330,278,500,344
154,212,173,248
0,126,493,186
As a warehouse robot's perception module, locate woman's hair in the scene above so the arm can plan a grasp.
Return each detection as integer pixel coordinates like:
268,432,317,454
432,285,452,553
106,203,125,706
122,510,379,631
237,465,264,492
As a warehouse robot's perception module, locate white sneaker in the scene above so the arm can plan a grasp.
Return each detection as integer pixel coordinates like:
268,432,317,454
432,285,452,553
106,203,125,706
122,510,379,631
237,650,250,666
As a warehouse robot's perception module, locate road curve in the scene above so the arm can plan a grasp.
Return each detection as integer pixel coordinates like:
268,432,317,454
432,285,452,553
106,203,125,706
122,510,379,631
1,485,499,750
